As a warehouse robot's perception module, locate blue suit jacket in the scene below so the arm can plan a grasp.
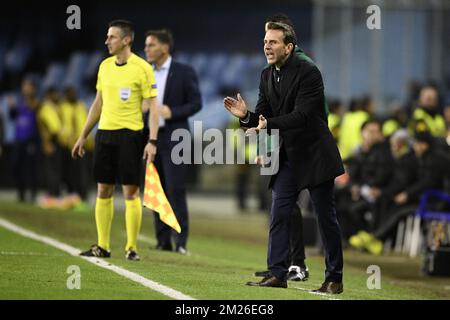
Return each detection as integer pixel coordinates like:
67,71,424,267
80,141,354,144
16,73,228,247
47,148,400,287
144,60,202,144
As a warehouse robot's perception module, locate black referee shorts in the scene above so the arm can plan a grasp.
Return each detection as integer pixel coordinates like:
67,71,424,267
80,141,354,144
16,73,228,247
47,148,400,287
93,129,145,186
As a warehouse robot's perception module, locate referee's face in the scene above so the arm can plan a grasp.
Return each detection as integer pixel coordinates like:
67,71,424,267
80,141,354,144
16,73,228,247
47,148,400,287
105,27,126,55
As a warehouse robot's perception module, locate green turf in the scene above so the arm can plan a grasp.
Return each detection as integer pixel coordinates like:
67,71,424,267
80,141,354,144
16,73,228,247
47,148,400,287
0,227,168,300
0,200,449,300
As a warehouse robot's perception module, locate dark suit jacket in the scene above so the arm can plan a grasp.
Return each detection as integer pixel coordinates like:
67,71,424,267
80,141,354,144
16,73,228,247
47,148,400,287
241,53,344,190
144,60,202,143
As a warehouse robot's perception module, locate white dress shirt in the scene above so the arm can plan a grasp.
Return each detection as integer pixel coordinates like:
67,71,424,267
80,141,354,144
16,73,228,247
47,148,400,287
153,55,172,127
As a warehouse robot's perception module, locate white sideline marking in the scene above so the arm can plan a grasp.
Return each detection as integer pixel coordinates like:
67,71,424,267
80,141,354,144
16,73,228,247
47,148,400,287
293,287,341,300
0,251,53,256
0,218,195,300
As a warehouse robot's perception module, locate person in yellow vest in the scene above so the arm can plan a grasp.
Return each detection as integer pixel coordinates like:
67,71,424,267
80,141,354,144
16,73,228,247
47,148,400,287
444,103,450,148
382,104,408,138
327,99,342,142
59,86,92,209
410,85,446,138
37,87,63,205
338,97,373,160
72,20,159,261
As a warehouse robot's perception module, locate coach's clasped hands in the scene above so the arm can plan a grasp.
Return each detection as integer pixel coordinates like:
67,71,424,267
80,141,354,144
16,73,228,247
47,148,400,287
246,115,267,136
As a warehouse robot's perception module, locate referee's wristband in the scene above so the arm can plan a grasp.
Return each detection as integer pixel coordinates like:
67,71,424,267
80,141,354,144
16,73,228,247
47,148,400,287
148,139,157,146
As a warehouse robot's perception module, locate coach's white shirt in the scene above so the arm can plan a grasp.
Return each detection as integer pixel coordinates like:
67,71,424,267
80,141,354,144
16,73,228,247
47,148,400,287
153,55,172,128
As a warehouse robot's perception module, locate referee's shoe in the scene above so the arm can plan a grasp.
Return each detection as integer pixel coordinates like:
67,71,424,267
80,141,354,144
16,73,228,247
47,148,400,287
80,244,111,258
126,250,140,261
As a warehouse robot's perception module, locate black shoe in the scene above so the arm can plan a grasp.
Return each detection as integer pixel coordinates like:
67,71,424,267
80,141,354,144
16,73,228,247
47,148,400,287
246,276,287,288
287,266,309,281
312,281,343,294
254,270,271,278
80,244,111,258
125,250,140,261
152,244,173,252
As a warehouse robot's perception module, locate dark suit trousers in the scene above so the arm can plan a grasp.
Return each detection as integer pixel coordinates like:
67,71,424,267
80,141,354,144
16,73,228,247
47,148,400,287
153,129,189,249
268,159,343,282
289,203,306,267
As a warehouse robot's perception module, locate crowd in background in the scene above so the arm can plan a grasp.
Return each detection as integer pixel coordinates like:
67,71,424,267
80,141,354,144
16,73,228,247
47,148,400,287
1,77,92,210
0,75,450,254
329,84,450,255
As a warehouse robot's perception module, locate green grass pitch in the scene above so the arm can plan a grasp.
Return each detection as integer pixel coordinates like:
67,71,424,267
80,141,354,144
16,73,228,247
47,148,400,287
0,201,449,300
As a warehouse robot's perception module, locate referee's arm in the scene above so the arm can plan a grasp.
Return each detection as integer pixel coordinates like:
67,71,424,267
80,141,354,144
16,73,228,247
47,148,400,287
72,91,102,158
142,96,159,162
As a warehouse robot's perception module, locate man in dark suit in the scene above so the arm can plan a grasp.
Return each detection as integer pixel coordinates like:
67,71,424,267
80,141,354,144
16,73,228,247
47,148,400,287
224,22,344,293
144,29,202,254
254,13,312,283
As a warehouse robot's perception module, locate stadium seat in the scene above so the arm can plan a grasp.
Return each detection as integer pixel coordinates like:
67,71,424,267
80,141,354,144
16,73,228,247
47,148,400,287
0,42,6,83
173,52,191,65
42,63,67,91
84,51,105,81
190,53,209,78
64,52,90,91
4,40,32,74
220,54,250,89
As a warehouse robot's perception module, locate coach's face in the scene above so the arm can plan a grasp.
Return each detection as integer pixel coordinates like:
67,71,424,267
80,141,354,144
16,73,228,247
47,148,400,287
144,36,166,64
264,29,292,66
105,27,126,55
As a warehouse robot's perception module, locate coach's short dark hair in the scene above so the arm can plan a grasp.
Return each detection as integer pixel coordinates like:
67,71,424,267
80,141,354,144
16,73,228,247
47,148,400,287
266,22,297,46
361,118,381,132
145,29,174,53
109,19,135,44
265,13,295,30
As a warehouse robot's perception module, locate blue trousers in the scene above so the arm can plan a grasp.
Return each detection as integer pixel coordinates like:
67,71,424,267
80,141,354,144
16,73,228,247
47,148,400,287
268,160,343,282
153,129,189,250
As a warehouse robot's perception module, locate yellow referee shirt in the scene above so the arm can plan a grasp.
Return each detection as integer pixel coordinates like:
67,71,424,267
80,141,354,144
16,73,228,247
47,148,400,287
96,53,158,131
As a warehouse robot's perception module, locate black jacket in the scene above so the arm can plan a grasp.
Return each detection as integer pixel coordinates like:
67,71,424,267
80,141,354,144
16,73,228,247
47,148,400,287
381,150,418,198
406,148,450,201
241,53,344,190
347,141,394,188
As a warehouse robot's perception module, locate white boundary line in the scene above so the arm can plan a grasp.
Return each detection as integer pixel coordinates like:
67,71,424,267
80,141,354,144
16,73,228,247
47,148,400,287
292,287,342,300
0,218,195,300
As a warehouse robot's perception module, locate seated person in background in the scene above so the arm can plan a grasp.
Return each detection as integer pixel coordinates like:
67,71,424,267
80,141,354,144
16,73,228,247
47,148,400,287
349,122,449,255
367,129,418,230
339,119,394,239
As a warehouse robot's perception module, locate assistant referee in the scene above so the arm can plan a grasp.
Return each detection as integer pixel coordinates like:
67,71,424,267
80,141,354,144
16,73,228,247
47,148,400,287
72,20,159,261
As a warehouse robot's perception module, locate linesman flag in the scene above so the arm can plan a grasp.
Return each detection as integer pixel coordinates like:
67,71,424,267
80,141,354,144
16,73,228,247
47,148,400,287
143,162,181,233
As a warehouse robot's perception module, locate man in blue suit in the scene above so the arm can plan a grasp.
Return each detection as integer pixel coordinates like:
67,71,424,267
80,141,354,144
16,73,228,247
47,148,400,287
144,29,202,254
